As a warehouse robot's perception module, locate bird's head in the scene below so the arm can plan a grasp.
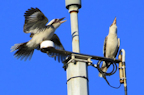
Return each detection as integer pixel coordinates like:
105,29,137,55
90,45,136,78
47,17,66,29
109,17,117,34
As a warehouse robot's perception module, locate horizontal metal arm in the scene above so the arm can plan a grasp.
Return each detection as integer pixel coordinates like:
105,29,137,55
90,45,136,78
41,47,121,63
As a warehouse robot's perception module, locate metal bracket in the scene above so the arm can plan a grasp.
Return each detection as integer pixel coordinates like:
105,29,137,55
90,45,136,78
67,54,92,64
63,54,93,70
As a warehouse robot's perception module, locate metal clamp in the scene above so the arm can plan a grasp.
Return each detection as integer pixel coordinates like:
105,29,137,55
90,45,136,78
118,66,125,69
67,54,92,64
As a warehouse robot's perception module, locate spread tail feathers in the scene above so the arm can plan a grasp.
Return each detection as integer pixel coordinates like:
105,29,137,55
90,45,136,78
11,42,34,61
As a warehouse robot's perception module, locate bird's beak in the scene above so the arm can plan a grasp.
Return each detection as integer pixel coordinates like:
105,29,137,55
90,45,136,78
47,17,66,25
59,17,67,23
110,17,116,26
113,17,116,24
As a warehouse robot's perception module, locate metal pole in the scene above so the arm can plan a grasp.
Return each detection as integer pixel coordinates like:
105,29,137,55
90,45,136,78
119,49,127,95
121,49,127,95
69,5,80,53
65,1,89,95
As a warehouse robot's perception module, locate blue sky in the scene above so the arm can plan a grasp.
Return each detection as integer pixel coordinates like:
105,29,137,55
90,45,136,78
1,0,144,95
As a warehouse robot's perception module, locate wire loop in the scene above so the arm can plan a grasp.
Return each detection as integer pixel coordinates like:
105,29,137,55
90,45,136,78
95,60,121,89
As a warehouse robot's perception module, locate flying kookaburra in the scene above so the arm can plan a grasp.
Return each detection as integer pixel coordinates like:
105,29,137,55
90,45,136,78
99,17,120,77
11,7,66,61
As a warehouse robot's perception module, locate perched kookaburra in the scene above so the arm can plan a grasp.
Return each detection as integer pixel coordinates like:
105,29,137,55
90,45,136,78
11,7,66,61
99,17,120,77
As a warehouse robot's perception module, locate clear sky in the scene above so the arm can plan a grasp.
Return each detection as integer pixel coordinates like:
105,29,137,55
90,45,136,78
1,0,144,95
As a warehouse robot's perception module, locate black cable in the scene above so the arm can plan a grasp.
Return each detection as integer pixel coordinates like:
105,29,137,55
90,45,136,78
97,60,117,76
103,75,121,89
91,60,121,89
64,59,121,89
66,76,89,84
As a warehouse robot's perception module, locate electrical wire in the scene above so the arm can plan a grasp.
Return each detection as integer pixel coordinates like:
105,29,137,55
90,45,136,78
90,60,121,89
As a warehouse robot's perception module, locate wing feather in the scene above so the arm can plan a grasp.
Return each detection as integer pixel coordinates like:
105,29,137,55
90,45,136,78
47,34,66,62
103,36,107,57
51,34,65,50
23,7,48,34
114,38,120,57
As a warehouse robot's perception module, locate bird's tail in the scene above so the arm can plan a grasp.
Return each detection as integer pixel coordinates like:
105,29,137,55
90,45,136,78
11,42,34,61
99,61,108,77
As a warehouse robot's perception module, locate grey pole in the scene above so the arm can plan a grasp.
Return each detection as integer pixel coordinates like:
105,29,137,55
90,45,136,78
65,0,89,95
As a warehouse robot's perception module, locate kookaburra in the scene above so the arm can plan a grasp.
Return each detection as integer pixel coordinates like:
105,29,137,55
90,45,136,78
11,7,66,61
99,17,120,77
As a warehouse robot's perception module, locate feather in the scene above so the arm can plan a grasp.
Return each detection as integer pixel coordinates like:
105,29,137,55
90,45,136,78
23,7,48,34
11,42,34,61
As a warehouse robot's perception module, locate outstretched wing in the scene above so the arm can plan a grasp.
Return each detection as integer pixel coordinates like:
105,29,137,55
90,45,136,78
23,7,48,34
51,34,65,50
47,34,66,62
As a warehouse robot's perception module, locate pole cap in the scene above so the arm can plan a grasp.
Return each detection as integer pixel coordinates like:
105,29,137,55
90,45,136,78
65,0,81,9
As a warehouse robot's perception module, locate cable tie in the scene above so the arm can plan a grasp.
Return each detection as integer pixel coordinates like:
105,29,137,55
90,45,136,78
66,76,89,84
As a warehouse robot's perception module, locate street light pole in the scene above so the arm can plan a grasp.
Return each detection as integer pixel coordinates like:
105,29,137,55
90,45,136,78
65,0,89,95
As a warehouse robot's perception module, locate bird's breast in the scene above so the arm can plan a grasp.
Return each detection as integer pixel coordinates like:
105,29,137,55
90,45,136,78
27,28,55,48
105,36,118,58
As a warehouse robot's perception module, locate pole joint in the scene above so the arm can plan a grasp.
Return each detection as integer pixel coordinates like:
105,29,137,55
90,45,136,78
68,5,79,13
